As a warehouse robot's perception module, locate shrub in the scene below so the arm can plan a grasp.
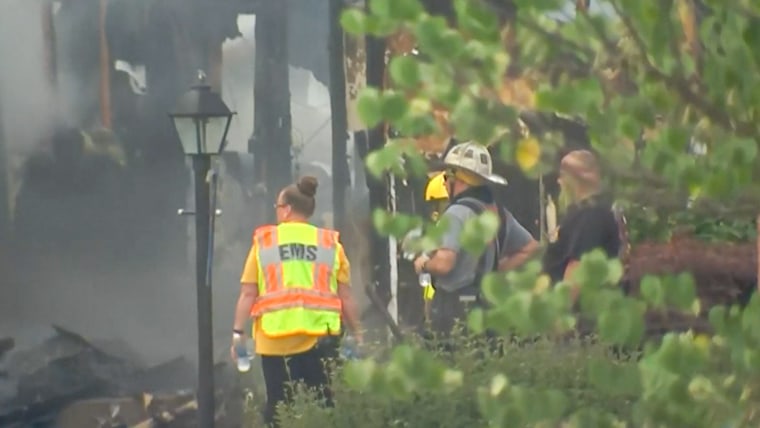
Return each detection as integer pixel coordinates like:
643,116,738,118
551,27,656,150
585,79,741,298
255,334,636,428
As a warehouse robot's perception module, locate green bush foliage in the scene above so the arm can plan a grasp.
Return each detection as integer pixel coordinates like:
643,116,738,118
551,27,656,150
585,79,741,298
273,337,636,428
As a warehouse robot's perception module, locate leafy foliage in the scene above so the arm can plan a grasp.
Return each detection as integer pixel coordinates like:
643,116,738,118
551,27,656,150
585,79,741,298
262,0,760,427
247,337,637,428
626,206,758,244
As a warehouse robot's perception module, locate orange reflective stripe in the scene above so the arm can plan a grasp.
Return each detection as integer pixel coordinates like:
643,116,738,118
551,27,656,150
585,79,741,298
319,228,335,248
262,288,338,300
252,290,342,315
314,263,331,293
264,263,282,293
255,225,277,249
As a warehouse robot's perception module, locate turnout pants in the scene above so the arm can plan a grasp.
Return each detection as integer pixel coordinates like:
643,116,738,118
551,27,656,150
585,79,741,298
260,337,339,427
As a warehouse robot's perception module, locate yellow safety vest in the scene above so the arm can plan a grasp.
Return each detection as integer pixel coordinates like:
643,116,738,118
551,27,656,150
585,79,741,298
250,222,342,338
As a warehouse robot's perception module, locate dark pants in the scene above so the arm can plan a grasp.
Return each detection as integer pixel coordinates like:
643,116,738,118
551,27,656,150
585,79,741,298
260,338,338,427
429,287,479,335
426,287,504,355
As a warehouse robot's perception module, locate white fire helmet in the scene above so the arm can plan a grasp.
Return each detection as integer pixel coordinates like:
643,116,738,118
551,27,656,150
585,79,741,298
443,141,507,185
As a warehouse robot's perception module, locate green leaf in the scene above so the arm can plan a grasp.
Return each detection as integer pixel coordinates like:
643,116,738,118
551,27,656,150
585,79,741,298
665,273,697,312
340,9,367,34
467,307,485,333
588,359,641,396
371,209,422,238
571,249,613,290
640,275,665,308
453,0,500,42
528,297,556,333
480,272,511,305
364,145,402,179
343,358,378,390
535,78,604,116
369,0,423,21
597,298,645,347
389,55,421,89
357,88,383,128
380,90,409,121
415,16,465,59
459,210,500,255
512,0,564,12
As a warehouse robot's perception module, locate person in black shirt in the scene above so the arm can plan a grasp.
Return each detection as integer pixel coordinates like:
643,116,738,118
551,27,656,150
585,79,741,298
542,150,621,302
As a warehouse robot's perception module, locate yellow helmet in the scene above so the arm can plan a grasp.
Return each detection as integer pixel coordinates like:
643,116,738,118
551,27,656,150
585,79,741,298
424,172,449,201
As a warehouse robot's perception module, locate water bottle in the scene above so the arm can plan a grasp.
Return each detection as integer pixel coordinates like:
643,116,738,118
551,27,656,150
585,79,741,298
233,333,251,372
340,336,359,360
419,272,432,287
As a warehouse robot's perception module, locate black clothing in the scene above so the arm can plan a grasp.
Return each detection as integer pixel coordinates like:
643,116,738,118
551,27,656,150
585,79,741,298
260,339,338,427
542,194,621,283
429,286,482,335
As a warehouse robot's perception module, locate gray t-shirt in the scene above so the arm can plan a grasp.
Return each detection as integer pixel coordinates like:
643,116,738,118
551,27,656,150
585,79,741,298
433,200,534,292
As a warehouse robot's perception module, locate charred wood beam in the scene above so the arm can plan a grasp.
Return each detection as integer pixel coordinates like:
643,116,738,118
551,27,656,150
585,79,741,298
41,0,57,87
0,90,8,243
329,0,350,234
98,0,112,129
364,14,391,306
252,0,292,222
0,337,13,360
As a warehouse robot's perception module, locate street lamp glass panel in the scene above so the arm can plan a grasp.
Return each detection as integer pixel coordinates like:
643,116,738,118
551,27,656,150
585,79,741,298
173,116,232,155
173,117,202,154
170,71,236,156
203,116,232,154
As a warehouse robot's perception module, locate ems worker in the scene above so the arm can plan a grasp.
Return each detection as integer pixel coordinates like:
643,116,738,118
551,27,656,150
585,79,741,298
231,176,362,427
421,171,449,321
413,142,539,336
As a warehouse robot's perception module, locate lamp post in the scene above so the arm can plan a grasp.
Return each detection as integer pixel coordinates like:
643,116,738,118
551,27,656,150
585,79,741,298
170,70,235,428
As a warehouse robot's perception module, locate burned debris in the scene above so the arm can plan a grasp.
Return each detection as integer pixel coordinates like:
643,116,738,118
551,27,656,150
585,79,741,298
0,326,242,428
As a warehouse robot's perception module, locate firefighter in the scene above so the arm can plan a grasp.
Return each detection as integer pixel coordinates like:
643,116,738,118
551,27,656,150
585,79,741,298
413,142,539,337
231,175,362,428
421,171,449,320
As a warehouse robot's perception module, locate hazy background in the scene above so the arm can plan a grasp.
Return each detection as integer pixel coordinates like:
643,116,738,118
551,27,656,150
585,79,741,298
0,0,369,367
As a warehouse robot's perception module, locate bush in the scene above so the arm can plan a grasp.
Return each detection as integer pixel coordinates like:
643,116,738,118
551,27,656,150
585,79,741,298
246,334,636,428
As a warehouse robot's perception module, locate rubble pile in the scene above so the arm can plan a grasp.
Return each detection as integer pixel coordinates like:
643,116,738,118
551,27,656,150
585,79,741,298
0,326,243,428
626,235,757,335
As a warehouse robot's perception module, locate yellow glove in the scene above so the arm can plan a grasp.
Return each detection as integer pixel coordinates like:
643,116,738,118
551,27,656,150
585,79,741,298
423,284,435,301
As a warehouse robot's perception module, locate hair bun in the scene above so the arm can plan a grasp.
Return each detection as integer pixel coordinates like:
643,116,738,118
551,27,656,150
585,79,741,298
296,176,318,198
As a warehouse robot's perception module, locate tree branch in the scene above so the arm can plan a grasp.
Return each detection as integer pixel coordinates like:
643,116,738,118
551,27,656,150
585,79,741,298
515,16,595,61
609,0,756,137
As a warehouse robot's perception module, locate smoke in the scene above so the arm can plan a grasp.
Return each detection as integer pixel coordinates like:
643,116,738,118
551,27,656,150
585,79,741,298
0,1,375,369
0,0,60,204
0,0,200,366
